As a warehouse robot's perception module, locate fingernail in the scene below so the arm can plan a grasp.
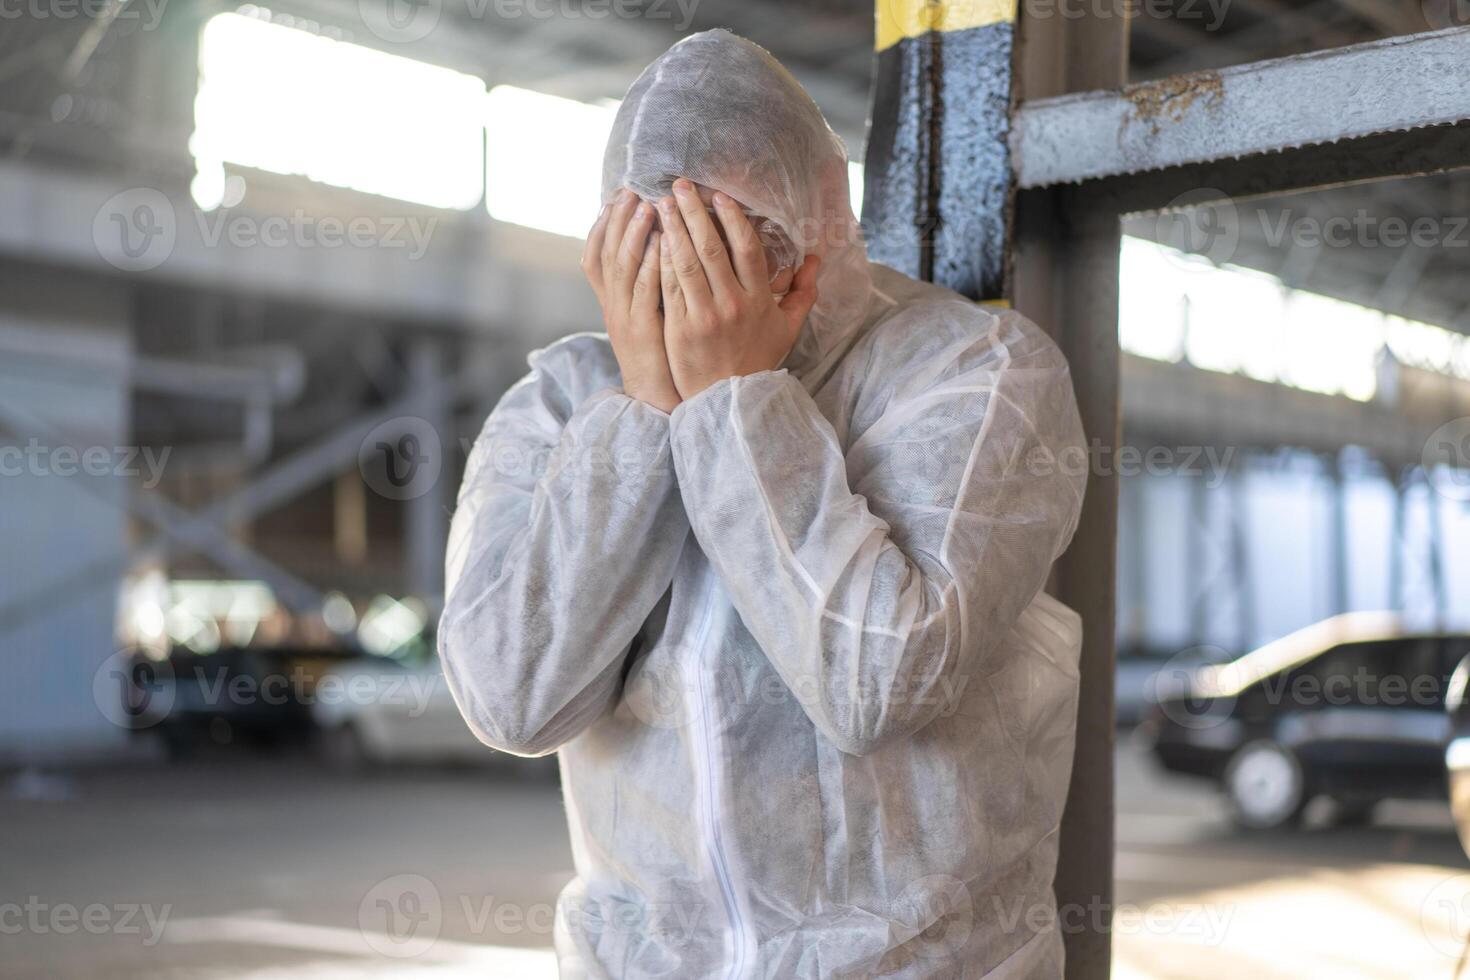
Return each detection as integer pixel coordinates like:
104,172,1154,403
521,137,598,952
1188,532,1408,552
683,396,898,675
713,191,732,207
658,197,676,215
619,188,634,203
673,179,693,197
636,201,652,218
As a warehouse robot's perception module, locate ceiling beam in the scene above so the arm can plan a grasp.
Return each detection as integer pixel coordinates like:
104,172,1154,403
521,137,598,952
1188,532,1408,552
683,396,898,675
1013,27,1470,188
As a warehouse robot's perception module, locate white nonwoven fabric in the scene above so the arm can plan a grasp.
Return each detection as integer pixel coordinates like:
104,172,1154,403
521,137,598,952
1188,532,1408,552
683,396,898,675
441,29,1088,980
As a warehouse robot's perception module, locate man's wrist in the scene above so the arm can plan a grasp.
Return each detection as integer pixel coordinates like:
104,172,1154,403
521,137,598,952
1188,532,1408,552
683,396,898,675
623,383,681,415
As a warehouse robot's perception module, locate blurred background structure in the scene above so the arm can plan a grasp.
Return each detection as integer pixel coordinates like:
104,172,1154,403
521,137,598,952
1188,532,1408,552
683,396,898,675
4,1,1470,978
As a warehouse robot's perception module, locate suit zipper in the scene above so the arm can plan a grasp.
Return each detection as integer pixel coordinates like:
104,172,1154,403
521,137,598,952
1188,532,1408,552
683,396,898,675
688,570,751,979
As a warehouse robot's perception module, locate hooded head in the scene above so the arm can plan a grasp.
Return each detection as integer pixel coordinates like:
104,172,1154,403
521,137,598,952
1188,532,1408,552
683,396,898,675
601,30,873,371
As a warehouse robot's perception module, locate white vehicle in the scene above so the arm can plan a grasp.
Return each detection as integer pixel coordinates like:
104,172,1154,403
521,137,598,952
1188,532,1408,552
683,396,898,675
311,655,501,769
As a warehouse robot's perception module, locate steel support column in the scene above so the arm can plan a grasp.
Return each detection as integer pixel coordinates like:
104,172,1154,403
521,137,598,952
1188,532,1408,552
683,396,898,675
1013,193,1121,980
862,0,1018,298
863,2,1125,976
1011,9,1129,980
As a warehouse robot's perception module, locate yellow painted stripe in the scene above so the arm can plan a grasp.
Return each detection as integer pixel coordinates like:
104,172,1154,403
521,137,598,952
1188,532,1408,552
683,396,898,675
876,0,1016,52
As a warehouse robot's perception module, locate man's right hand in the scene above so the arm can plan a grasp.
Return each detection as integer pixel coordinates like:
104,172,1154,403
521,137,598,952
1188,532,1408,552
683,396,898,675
582,189,681,414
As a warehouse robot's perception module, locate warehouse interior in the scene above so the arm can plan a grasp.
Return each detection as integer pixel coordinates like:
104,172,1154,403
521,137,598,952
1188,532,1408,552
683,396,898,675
3,1,1470,977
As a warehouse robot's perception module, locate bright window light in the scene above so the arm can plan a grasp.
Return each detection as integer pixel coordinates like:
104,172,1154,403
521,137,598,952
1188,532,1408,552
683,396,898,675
1119,238,1188,362
486,86,619,238
848,160,865,218
484,89,866,239
1278,291,1382,401
1120,235,1470,402
193,12,486,210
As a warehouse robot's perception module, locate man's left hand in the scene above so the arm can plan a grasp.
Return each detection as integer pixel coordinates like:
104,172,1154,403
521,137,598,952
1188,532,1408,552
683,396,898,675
657,179,820,401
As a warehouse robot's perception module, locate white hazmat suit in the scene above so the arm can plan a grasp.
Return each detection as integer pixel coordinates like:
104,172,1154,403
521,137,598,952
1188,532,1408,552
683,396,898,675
440,29,1088,980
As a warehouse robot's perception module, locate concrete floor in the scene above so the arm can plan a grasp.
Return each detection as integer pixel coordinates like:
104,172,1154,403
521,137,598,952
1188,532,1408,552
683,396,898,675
3,738,1468,979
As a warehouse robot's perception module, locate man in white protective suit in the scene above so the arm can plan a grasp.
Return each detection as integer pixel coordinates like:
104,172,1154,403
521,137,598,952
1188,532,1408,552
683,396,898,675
439,28,1089,980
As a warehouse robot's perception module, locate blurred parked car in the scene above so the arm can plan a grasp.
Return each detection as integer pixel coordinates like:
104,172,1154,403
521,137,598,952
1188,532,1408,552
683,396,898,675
314,655,476,769
119,645,351,759
1116,644,1233,727
310,648,509,769
1145,613,1470,829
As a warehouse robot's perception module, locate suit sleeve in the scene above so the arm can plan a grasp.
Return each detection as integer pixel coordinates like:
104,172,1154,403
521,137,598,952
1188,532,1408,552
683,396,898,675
438,341,689,757
667,312,1086,756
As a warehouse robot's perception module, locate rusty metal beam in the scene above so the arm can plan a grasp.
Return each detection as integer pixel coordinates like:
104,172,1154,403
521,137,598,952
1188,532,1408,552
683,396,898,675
1083,120,1470,218
1013,27,1470,189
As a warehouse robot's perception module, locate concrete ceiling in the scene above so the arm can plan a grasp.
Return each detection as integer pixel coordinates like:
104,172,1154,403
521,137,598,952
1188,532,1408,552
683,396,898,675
0,0,1464,332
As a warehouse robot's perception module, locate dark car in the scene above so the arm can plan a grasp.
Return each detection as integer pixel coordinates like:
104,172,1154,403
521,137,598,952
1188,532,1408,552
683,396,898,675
116,645,355,759
1145,614,1470,829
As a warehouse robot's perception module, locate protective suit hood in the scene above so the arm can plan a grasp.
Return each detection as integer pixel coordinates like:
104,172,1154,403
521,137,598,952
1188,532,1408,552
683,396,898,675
601,29,873,376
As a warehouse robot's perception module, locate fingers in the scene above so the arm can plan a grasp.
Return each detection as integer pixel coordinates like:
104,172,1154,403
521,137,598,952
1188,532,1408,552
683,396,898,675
581,201,612,294
778,255,822,339
615,199,657,293
657,192,714,315
601,189,640,284
630,231,662,326
672,180,739,297
711,191,767,291
659,233,686,322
